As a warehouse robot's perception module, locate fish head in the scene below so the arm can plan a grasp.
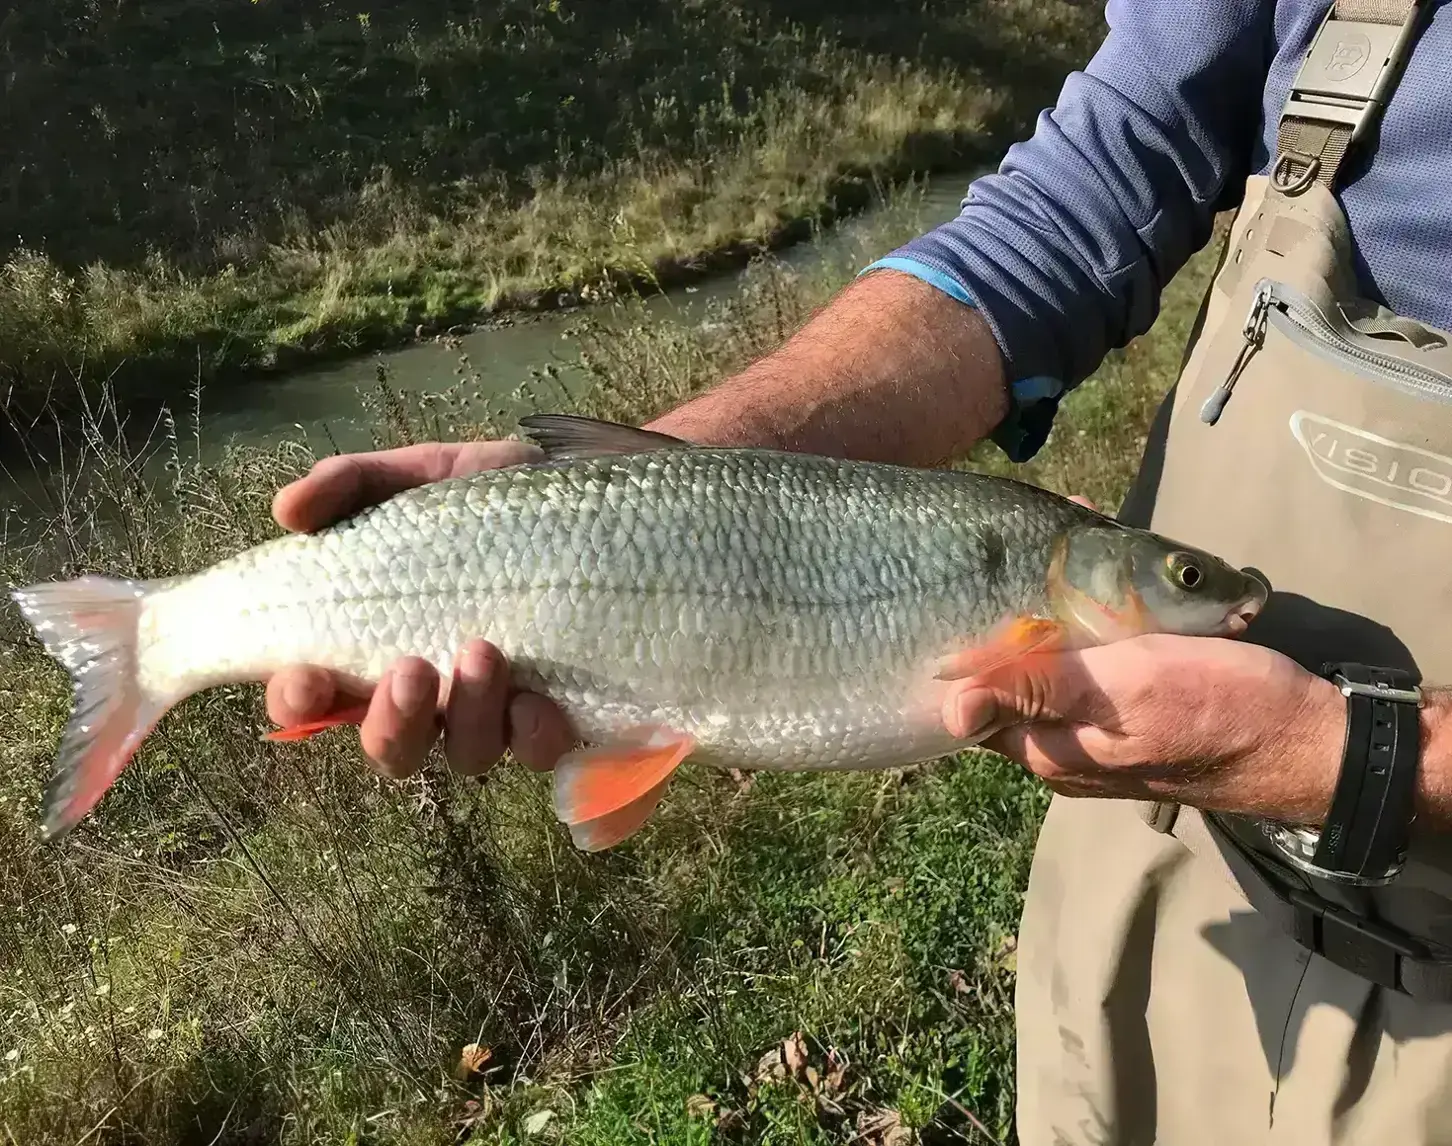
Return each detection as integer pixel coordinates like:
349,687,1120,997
1049,523,1268,644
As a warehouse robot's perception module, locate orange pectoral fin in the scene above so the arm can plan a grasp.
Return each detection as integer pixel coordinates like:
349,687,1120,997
262,703,372,742
933,616,1068,683
551,727,695,848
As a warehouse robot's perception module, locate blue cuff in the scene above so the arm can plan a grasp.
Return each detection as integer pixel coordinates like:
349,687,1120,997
858,257,1065,463
860,256,978,308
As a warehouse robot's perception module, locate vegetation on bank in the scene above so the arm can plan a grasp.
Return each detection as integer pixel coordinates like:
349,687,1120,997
0,0,1105,406
0,185,1228,1144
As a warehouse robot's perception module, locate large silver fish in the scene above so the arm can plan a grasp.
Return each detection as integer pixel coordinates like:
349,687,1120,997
11,415,1266,850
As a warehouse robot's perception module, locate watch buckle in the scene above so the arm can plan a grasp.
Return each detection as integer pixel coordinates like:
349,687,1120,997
1331,671,1423,707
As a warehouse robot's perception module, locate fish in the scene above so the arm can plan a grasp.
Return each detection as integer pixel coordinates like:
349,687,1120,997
10,413,1268,851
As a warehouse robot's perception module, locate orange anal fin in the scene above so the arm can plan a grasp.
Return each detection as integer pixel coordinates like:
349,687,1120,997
567,777,673,852
552,727,695,828
934,616,1068,682
263,703,372,742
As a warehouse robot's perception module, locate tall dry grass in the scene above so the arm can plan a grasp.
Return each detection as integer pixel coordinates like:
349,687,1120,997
0,0,1105,410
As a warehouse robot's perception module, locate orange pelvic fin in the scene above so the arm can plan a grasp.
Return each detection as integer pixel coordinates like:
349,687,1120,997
934,616,1067,683
567,777,675,852
552,726,695,849
263,703,372,742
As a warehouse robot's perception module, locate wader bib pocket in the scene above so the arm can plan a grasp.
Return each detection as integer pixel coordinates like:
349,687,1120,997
1114,0,1452,999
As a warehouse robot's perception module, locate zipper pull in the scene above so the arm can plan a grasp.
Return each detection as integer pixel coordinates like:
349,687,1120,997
1201,284,1272,425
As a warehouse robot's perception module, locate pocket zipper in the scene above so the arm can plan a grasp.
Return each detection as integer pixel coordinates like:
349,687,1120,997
1199,279,1452,425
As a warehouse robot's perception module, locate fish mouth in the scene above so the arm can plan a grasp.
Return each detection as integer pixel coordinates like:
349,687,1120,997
1221,591,1266,637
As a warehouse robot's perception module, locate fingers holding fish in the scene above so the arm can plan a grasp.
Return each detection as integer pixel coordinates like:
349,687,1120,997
362,657,443,778
939,647,1120,741
444,639,510,775
933,632,1343,818
266,664,341,729
507,693,575,773
271,439,541,534
264,641,567,779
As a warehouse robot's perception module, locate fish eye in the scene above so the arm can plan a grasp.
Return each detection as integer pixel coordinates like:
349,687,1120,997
1167,553,1205,591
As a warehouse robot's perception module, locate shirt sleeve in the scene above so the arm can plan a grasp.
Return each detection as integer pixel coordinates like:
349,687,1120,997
868,0,1277,461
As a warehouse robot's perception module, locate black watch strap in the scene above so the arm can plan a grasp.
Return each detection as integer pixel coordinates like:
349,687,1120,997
1310,662,1422,883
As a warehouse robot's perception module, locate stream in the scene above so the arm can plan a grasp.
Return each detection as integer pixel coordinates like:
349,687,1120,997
0,174,976,533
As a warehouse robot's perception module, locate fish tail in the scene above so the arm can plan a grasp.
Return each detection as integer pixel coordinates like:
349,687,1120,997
10,575,170,842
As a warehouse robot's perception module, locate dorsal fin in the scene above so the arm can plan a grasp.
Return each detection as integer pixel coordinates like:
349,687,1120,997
517,414,692,460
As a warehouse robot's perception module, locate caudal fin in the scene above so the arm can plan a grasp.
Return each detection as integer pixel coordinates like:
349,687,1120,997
10,576,168,842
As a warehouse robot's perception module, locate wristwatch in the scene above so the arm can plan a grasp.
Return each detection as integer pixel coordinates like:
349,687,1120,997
1261,662,1423,887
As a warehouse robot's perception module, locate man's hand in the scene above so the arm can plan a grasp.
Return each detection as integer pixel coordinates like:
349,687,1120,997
933,494,1341,824
942,632,1346,825
266,441,577,779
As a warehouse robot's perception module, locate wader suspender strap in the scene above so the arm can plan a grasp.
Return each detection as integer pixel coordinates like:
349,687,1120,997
1273,0,1430,194
1192,0,1452,1001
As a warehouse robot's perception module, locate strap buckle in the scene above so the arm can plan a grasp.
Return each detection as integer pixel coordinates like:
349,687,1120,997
1236,831,1437,993
1285,887,1422,992
1330,670,1423,707
1283,5,1426,148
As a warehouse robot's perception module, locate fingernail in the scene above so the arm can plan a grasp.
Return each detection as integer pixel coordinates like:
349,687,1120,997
390,665,432,715
950,689,991,740
513,700,539,740
283,675,319,715
458,640,492,682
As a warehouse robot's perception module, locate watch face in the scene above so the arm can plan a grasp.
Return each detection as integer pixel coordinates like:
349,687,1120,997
1260,821,1405,887
1263,821,1323,866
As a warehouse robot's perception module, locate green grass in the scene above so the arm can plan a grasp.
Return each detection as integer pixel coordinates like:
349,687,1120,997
0,0,1105,412
0,185,1229,1145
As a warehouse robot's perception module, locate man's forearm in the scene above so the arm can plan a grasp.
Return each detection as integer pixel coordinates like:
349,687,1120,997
646,270,1009,466
1418,692,1452,828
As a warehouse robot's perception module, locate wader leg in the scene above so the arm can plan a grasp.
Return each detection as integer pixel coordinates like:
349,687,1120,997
1016,795,1298,1146
1017,797,1452,1143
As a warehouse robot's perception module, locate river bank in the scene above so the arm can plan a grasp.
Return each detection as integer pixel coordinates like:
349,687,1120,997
0,0,1105,413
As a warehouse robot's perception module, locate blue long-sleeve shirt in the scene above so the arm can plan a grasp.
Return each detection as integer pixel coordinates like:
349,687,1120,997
874,0,1452,461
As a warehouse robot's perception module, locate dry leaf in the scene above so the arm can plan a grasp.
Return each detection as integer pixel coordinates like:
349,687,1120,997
996,934,1019,973
824,1048,848,1093
755,1046,788,1083
947,968,971,996
453,1095,496,1132
856,1108,915,1146
716,1107,746,1133
523,1109,555,1136
727,768,757,794
804,1065,820,1090
884,1123,915,1145
685,1094,716,1119
782,1031,808,1079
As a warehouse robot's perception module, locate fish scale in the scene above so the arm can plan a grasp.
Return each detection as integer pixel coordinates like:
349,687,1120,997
11,414,1267,849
